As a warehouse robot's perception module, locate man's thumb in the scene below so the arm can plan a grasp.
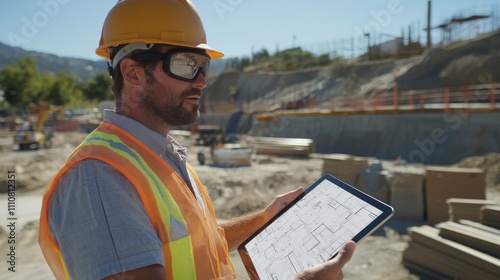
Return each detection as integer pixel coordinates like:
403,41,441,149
334,241,356,267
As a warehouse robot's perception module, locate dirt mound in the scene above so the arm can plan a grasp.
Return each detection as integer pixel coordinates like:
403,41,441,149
196,156,323,219
0,131,85,193
205,30,500,107
397,31,500,90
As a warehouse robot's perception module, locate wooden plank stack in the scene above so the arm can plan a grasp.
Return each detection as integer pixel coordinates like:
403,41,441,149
425,166,485,224
403,201,500,279
386,164,426,220
320,154,370,186
245,136,314,157
482,205,500,229
403,223,500,280
446,198,497,222
458,219,500,236
437,221,500,259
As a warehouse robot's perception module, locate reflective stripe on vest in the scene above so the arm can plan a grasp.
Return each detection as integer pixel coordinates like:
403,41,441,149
39,122,234,279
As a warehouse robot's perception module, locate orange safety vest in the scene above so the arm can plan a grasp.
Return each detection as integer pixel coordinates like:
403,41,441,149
39,122,235,279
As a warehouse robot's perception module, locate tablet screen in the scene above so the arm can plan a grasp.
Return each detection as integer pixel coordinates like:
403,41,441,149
238,174,394,280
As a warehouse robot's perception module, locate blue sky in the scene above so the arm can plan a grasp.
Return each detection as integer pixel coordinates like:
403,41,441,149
0,0,499,61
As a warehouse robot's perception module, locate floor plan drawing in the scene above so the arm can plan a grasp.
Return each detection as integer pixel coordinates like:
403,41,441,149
245,179,383,280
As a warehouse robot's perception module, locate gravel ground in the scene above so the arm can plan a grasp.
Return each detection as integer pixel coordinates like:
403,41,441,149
0,131,498,279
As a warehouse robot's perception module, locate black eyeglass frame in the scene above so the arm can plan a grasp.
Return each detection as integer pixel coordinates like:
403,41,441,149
131,48,211,82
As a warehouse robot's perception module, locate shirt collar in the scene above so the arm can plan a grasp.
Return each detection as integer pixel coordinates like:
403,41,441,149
102,110,186,157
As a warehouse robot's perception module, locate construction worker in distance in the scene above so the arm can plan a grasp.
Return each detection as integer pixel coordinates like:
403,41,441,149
38,0,355,279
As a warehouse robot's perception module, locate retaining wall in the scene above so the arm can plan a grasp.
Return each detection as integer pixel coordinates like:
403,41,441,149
198,111,500,165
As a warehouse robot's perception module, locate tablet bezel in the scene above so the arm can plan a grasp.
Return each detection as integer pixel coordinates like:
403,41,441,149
237,173,395,279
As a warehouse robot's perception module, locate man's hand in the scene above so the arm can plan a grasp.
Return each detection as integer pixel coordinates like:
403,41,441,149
262,187,304,221
219,187,304,251
294,241,356,280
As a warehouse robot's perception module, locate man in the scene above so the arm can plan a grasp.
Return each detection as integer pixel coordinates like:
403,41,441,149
38,0,355,279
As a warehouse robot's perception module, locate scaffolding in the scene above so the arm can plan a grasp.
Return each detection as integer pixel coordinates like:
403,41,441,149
298,5,500,60
434,6,500,44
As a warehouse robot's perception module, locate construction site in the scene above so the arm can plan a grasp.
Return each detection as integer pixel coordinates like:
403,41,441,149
1,3,500,280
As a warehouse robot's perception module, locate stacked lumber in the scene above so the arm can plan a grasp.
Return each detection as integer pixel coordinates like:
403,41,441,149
458,219,500,234
446,198,497,222
245,136,314,157
386,163,426,220
482,205,500,229
437,221,500,258
403,223,500,279
425,166,485,224
321,154,370,186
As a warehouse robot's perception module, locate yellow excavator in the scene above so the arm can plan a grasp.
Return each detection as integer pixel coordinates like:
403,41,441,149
14,104,65,150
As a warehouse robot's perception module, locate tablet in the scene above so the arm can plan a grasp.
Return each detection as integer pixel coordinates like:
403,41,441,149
237,174,394,280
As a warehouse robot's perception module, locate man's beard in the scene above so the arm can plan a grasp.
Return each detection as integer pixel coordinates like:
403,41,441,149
141,75,201,127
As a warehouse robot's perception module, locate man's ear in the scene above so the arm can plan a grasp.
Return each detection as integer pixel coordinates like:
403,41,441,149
121,57,146,88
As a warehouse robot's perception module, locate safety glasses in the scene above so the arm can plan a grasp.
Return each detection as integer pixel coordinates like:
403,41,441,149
131,48,211,82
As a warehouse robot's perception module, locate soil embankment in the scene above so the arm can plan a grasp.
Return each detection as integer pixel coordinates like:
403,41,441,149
203,30,500,110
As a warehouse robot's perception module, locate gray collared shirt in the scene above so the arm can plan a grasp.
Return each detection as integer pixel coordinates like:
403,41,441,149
48,110,204,279
104,110,192,190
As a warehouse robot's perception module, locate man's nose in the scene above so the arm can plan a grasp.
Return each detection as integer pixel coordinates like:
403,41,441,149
192,69,207,89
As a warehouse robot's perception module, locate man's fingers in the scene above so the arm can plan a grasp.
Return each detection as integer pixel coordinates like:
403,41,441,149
284,187,304,203
333,241,356,267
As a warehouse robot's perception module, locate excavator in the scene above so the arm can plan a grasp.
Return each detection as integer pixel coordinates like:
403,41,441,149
14,104,65,150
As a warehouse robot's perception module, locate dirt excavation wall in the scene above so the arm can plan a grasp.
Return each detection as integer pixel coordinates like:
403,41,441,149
198,111,500,165
204,31,500,112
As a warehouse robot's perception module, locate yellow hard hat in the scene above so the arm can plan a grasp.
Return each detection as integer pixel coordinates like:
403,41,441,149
96,0,224,61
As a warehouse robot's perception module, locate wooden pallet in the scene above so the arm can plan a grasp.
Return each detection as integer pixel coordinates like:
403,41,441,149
246,136,314,157
403,225,500,279
482,205,500,229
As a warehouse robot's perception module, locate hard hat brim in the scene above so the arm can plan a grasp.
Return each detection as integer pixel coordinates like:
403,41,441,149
96,40,224,60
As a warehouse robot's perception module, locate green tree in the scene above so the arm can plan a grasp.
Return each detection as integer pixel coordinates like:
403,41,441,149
252,48,270,63
0,57,41,107
82,72,113,101
240,56,251,71
42,72,80,105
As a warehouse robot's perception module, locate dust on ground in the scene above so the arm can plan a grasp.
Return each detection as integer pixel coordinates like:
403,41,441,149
0,131,498,280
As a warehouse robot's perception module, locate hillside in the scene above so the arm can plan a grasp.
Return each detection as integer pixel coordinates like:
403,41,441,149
1,30,499,100
0,42,227,81
203,30,500,111
0,42,108,80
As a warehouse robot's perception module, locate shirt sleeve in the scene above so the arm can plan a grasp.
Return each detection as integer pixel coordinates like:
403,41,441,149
48,159,164,280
